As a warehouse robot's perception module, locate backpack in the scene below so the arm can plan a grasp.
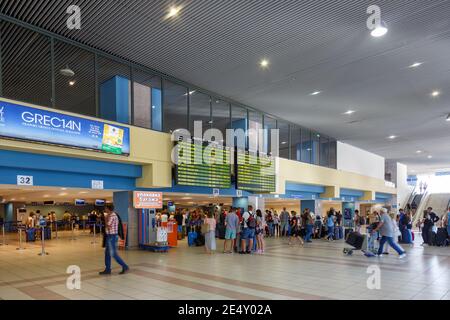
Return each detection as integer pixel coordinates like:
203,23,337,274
244,213,256,229
116,213,125,240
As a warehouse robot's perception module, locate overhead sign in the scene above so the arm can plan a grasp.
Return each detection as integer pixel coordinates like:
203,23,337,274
236,150,276,193
133,191,163,209
236,190,243,197
0,100,130,156
17,175,33,186
91,180,104,190
213,189,220,197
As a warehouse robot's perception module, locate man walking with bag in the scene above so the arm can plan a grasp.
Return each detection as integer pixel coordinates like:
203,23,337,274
100,204,129,275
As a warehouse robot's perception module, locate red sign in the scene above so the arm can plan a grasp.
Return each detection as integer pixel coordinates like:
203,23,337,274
133,191,163,209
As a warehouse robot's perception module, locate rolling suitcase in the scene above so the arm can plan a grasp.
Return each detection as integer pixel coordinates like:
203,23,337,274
188,228,198,247
344,228,354,240
345,232,365,250
26,228,36,242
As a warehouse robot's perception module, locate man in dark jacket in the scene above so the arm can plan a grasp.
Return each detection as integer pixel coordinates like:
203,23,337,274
421,207,440,246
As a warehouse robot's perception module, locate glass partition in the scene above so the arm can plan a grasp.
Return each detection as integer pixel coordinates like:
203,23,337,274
290,125,301,161
163,80,188,134
319,135,330,167
263,116,277,155
211,99,230,144
133,68,161,130
189,91,211,136
98,56,131,124
301,128,312,164
0,21,52,107
248,110,263,153
278,121,290,159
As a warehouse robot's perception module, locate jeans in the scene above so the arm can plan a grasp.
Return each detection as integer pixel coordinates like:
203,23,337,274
305,224,314,242
268,222,274,236
105,234,128,272
378,236,405,255
327,225,334,239
280,222,288,236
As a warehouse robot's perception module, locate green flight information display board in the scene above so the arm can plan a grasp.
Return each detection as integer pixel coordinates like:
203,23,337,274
236,150,276,193
175,141,231,188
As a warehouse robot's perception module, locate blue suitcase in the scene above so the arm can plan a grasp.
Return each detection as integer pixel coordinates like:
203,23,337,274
188,231,198,247
26,228,36,242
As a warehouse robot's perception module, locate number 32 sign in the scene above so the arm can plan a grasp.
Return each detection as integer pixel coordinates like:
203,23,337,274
17,175,34,186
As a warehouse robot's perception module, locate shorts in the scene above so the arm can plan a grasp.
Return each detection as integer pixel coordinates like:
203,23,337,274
241,228,255,240
225,228,237,240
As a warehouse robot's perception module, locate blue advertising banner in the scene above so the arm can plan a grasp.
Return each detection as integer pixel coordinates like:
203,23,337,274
0,100,130,156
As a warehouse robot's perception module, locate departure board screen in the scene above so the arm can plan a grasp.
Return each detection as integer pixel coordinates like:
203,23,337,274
175,141,231,188
236,150,276,193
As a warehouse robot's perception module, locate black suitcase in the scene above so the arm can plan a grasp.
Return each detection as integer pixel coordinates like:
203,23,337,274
345,228,354,240
435,228,448,247
345,232,364,250
195,234,205,247
217,224,226,239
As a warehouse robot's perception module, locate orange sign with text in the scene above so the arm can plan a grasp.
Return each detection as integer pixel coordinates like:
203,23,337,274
133,191,163,209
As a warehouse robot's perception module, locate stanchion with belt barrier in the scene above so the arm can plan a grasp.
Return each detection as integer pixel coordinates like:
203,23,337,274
54,220,59,240
16,224,26,251
0,222,8,246
70,220,77,241
38,223,49,256
91,222,101,244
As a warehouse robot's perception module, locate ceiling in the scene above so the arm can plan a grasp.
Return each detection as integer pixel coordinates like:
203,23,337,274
1,0,450,173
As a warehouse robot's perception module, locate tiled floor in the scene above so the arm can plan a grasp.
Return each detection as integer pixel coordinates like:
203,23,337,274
0,230,448,300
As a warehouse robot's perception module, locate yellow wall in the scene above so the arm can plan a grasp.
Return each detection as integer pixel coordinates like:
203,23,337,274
318,201,343,217
0,97,173,188
277,158,396,198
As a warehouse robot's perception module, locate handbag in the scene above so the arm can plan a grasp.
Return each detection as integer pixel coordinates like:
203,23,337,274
201,222,210,235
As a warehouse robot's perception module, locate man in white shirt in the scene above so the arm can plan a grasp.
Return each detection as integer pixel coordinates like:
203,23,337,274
240,206,255,254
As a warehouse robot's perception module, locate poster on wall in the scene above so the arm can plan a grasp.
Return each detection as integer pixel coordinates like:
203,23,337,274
0,100,130,156
133,191,163,209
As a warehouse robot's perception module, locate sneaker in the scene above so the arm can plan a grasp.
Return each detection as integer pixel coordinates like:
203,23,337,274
239,251,246,255
99,270,111,275
119,267,129,275
382,252,389,255
399,253,407,259
246,251,252,254
377,254,383,258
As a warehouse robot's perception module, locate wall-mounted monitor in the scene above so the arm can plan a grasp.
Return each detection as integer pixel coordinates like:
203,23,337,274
75,199,86,206
95,199,106,206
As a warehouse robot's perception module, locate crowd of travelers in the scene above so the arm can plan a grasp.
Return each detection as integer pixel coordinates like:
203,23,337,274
167,203,450,255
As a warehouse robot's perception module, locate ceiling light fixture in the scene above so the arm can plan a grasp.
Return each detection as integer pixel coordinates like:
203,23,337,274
446,114,450,122
167,6,181,18
388,135,397,140
310,91,321,96
408,62,423,68
260,59,269,68
371,21,388,37
431,91,441,97
69,80,76,86
428,155,433,159
60,65,75,77
184,90,196,96
416,150,422,154
281,141,287,145
343,110,356,115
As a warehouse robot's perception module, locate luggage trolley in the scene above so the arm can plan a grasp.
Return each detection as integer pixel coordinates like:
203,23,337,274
343,231,366,256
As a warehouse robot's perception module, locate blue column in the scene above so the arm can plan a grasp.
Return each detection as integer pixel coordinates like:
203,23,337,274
100,76,130,124
113,191,138,248
301,200,315,213
152,88,162,131
232,197,248,212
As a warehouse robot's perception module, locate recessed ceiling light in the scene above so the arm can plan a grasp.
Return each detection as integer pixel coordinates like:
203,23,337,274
416,150,423,154
60,65,75,77
310,91,321,96
371,21,388,37
343,110,356,115
431,91,441,97
167,6,181,18
281,141,287,145
387,135,397,140
428,155,433,159
69,80,76,86
184,90,196,96
61,188,67,190
408,62,423,68
260,59,269,68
